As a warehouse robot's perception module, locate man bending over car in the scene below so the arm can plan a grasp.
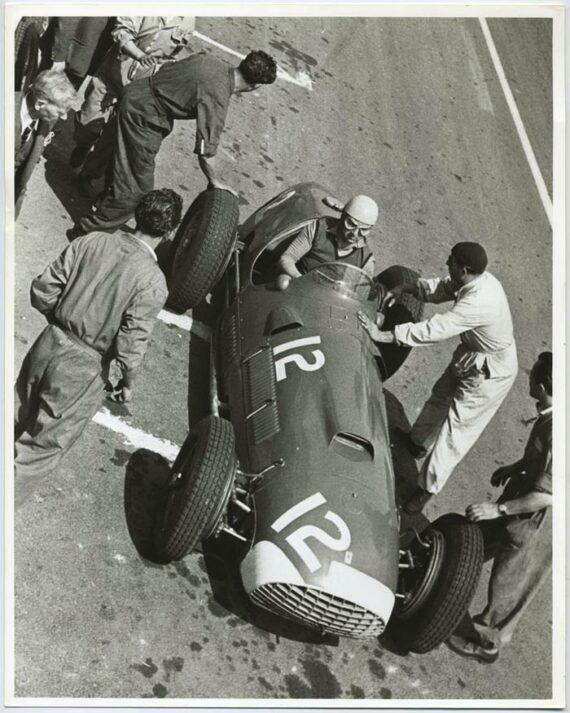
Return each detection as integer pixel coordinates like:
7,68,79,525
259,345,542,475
278,194,378,279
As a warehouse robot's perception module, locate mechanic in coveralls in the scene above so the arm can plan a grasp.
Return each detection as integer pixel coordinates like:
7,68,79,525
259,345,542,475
14,189,182,509
70,16,196,198
68,50,277,239
358,242,518,513
447,351,552,663
278,194,378,278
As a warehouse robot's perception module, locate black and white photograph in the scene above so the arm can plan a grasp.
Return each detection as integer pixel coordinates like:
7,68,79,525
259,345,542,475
5,2,565,706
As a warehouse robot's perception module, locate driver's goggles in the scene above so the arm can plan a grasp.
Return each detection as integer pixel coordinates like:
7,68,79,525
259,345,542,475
343,214,373,237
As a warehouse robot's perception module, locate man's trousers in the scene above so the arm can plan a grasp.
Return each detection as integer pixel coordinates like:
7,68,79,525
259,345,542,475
78,79,172,233
411,353,517,495
474,511,552,648
14,325,108,508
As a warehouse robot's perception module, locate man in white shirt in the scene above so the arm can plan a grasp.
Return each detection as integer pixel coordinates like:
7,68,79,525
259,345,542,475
358,242,518,512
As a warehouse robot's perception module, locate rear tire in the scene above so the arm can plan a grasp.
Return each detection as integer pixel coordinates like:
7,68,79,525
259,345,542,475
167,189,239,313
154,416,236,562
392,513,484,653
375,265,424,380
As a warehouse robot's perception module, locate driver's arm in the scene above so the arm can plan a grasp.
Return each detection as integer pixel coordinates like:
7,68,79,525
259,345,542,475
278,223,317,278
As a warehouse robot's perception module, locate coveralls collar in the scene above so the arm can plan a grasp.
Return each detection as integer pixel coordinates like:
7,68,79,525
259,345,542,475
128,232,158,262
456,271,486,298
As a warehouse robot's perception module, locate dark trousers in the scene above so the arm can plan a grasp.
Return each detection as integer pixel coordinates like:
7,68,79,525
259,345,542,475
78,79,173,233
14,325,109,508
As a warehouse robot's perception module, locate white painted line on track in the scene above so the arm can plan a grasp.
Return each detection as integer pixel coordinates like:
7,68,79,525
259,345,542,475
193,31,313,90
158,309,211,340
479,17,552,226
92,407,181,462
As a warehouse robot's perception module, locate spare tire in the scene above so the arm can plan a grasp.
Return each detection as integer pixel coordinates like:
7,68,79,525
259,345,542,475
391,513,484,653
375,265,424,380
167,188,239,313
154,416,237,562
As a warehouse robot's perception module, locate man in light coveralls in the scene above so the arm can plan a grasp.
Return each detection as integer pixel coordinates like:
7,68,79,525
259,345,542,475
358,242,518,513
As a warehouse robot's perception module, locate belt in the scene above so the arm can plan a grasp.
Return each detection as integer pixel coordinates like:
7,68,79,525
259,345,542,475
54,324,108,364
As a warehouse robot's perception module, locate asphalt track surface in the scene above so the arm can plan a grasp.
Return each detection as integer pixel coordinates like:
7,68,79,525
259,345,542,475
11,16,554,702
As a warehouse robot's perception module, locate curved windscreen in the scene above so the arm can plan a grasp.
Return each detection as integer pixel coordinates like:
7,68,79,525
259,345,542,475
307,262,377,303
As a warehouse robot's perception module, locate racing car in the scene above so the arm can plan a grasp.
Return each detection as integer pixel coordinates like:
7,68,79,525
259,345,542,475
155,183,484,653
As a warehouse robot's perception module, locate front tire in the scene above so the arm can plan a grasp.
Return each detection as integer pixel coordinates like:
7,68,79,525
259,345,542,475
392,513,484,653
154,416,237,562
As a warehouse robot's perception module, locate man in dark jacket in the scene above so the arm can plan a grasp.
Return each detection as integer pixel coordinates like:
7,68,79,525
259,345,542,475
447,351,553,662
15,68,77,218
14,189,182,508
68,49,277,238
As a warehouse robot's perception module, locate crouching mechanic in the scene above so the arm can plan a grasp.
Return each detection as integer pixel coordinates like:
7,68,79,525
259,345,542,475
447,351,553,663
14,188,183,508
278,194,378,279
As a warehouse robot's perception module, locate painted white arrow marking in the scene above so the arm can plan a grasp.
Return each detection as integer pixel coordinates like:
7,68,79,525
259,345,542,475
193,31,313,90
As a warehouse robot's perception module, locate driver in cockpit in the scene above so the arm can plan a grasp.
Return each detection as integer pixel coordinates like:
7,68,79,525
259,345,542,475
277,194,378,280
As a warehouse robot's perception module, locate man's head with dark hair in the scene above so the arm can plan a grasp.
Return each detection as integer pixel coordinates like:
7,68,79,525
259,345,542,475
530,351,553,398
134,189,183,238
238,50,277,87
451,242,488,275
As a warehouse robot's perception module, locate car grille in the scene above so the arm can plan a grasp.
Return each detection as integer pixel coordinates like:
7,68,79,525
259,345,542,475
249,582,386,638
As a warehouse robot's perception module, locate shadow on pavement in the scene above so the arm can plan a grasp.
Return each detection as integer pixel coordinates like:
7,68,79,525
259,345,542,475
123,448,171,563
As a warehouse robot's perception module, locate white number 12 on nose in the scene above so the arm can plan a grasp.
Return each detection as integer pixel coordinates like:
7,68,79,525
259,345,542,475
273,336,325,382
271,492,351,573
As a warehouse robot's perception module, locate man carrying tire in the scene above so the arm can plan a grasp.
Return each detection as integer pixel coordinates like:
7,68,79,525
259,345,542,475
278,194,378,279
14,189,183,509
358,242,518,513
447,351,552,663
67,49,277,239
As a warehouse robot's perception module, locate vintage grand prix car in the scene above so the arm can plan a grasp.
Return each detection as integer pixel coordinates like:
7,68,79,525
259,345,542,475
156,183,484,653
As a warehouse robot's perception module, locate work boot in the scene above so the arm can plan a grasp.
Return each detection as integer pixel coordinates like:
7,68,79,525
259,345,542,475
395,427,427,459
403,487,433,514
446,633,499,664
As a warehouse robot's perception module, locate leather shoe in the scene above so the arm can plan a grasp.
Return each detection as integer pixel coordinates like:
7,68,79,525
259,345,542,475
403,487,433,514
446,633,499,663
395,427,427,459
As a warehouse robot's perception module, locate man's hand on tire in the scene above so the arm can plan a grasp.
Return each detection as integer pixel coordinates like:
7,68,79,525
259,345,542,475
381,284,407,310
208,181,239,198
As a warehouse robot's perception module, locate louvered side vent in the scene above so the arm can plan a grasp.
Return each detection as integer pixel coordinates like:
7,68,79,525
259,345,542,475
249,583,385,638
223,313,239,365
243,348,279,444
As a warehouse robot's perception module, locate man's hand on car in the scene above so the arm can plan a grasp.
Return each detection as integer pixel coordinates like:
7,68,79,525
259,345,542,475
358,311,395,342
